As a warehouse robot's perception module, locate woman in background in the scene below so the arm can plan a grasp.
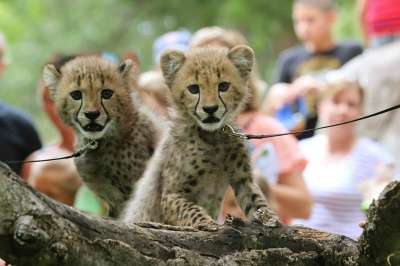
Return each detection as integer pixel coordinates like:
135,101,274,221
293,80,394,239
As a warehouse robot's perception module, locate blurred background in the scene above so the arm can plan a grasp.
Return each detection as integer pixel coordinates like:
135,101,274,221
0,0,360,143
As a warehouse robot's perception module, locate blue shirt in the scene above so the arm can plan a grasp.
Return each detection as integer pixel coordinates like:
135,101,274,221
0,101,42,175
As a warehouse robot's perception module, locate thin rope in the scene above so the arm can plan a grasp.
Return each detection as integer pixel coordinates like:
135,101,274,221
5,139,98,164
222,103,400,140
3,103,400,165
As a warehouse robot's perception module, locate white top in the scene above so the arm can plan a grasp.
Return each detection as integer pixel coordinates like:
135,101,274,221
293,134,394,239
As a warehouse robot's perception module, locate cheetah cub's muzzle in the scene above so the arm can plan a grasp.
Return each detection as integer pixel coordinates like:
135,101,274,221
70,88,113,140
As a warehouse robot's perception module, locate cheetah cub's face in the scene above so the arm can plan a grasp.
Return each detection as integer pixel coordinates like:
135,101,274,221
42,56,134,140
161,45,254,131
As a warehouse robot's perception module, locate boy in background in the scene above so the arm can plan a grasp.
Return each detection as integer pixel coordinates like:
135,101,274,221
263,0,363,139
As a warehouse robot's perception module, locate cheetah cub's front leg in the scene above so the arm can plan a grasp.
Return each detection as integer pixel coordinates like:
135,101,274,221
162,193,216,228
227,145,279,225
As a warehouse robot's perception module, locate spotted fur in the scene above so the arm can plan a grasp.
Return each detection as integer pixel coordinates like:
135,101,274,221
43,56,157,217
123,46,276,226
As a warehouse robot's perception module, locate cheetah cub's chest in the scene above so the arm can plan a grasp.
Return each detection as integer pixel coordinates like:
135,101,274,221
164,129,237,218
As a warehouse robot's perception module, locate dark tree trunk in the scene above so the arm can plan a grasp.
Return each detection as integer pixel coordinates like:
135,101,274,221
0,162,399,266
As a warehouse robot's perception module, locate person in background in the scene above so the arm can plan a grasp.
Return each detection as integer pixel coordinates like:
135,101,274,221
358,0,400,48
189,26,312,223
0,258,9,266
264,0,363,139
0,31,42,176
21,54,82,206
138,30,192,117
293,80,395,239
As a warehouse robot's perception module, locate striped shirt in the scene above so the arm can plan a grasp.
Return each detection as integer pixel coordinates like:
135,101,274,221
293,134,394,239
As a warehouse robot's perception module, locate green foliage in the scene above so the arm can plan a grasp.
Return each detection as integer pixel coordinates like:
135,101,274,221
0,0,361,143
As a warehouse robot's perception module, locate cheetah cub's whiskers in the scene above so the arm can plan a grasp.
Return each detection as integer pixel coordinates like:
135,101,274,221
123,45,278,227
43,56,158,218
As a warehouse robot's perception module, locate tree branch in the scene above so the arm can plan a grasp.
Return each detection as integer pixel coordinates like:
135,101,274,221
0,162,399,265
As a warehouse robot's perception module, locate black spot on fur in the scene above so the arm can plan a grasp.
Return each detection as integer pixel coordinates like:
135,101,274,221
254,205,266,212
100,73,105,86
251,193,258,202
189,179,197,186
238,177,247,184
199,217,208,223
245,204,252,214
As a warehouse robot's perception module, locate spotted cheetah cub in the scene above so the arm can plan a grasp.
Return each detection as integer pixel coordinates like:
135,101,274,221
123,45,277,226
43,56,157,217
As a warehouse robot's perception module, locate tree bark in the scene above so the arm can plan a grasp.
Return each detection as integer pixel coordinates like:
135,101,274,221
0,162,399,266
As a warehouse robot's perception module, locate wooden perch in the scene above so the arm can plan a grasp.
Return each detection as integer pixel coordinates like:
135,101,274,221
0,162,399,265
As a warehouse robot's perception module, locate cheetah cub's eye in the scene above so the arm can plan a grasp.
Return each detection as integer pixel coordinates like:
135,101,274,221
101,89,114,99
218,82,230,92
70,90,82,100
187,84,200,94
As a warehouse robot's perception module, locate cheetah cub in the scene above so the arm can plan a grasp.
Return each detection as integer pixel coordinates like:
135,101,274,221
123,45,277,226
43,56,157,217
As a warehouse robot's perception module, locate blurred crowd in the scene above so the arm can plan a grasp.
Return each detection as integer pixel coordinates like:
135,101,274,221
1,0,400,245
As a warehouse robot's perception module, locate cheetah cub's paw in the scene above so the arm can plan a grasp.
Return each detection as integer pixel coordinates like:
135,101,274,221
224,214,246,227
251,208,281,227
195,219,219,232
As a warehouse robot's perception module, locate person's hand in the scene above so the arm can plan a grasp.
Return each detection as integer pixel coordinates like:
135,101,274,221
0,258,9,266
261,83,292,115
290,75,322,96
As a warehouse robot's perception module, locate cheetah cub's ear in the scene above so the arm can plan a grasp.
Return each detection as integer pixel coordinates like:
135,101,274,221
228,45,254,81
118,59,133,77
160,50,186,88
118,59,137,87
42,64,61,101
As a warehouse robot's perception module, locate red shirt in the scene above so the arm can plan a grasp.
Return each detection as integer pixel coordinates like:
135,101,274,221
366,0,400,36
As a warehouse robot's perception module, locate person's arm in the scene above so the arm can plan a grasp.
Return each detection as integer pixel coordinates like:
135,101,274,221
255,170,311,220
0,258,9,266
248,116,312,221
268,172,312,220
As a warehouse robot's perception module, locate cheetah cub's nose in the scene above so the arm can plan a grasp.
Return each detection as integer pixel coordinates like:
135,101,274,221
202,105,219,115
84,111,101,120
